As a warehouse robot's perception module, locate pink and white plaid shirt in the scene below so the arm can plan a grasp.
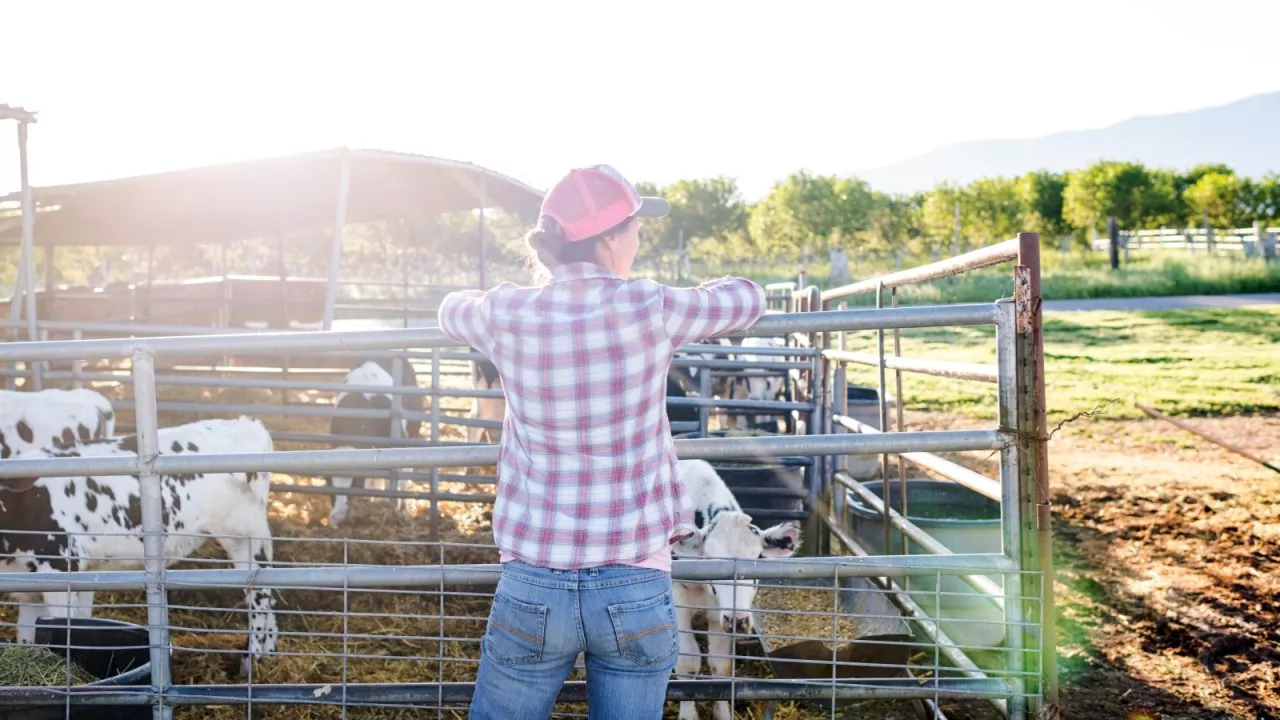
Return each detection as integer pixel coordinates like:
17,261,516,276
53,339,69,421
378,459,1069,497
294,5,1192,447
437,263,766,570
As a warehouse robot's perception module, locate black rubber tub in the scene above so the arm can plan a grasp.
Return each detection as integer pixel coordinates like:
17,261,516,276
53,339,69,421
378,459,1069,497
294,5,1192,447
0,618,153,720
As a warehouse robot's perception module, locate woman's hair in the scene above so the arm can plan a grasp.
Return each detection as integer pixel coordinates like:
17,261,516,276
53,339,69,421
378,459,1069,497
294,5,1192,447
522,215,633,283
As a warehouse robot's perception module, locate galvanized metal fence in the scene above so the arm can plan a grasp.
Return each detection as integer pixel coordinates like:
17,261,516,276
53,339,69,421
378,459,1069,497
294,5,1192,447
0,236,1054,720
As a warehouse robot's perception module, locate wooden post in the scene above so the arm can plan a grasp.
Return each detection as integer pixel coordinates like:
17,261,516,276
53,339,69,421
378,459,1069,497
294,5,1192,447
1107,216,1119,270
1203,211,1214,255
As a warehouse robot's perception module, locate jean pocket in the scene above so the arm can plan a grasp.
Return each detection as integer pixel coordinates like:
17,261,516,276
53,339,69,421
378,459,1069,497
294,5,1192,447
484,591,548,666
607,590,677,667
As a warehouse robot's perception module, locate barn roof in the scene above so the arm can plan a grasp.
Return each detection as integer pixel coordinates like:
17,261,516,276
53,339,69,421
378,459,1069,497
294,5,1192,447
0,147,544,247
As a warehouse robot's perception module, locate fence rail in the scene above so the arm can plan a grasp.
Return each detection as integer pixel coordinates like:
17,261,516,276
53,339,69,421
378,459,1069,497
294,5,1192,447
1091,224,1279,259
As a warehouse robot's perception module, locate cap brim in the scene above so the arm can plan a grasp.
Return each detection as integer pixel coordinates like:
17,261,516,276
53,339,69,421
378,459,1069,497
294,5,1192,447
633,196,671,218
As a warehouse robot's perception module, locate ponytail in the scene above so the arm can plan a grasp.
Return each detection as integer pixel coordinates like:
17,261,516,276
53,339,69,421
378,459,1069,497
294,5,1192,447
522,215,630,283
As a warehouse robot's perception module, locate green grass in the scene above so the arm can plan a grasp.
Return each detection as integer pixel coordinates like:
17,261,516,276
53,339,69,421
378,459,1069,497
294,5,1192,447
837,307,1280,421
668,253,1280,306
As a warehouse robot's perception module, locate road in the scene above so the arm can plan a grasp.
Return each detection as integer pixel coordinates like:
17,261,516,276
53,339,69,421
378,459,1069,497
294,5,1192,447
1041,293,1280,313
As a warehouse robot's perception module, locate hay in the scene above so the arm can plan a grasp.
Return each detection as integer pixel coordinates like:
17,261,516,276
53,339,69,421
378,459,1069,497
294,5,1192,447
0,644,96,686
754,585,865,647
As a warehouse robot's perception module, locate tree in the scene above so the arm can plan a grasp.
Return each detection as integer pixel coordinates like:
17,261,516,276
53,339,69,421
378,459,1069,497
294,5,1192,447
962,176,1023,245
635,177,748,264
748,171,874,260
1250,173,1280,222
921,182,964,252
1184,172,1250,229
1017,170,1068,238
1063,161,1164,231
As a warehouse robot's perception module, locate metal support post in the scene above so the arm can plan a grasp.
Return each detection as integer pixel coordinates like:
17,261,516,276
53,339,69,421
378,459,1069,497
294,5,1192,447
321,151,352,331
132,350,173,720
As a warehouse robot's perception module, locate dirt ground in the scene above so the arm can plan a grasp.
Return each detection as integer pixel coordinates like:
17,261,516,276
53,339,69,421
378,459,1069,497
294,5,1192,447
913,410,1280,720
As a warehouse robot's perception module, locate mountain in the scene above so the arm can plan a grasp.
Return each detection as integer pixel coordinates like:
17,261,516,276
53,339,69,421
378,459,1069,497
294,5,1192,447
857,92,1280,194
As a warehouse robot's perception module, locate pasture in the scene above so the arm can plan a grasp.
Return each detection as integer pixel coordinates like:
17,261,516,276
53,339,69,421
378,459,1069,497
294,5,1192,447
838,307,1280,420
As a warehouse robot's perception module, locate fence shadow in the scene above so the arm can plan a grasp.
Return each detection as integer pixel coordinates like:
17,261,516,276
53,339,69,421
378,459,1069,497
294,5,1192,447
1052,491,1278,720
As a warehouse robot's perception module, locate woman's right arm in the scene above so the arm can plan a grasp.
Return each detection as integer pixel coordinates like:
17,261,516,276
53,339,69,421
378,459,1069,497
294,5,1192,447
660,276,767,347
437,289,492,353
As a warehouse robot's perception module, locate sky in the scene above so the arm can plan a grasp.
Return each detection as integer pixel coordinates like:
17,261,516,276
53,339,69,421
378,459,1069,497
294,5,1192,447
3,0,1280,201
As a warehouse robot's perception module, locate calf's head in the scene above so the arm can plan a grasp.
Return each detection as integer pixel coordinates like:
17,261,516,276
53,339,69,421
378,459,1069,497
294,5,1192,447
674,511,800,634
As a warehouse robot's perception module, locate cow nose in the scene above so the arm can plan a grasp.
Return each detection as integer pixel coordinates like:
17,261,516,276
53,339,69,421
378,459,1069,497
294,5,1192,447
722,615,752,635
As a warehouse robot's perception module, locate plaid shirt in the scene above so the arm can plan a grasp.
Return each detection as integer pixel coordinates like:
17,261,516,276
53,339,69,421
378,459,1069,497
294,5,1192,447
437,263,766,569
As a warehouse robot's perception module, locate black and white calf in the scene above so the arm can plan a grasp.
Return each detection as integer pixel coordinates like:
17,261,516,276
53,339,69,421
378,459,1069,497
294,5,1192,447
0,388,116,456
0,416,278,677
467,348,505,444
326,359,418,527
724,336,793,433
670,459,801,720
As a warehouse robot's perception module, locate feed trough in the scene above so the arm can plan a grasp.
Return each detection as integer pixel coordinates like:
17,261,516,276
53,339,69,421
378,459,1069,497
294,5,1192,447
751,576,915,712
845,478,1007,649
0,618,154,720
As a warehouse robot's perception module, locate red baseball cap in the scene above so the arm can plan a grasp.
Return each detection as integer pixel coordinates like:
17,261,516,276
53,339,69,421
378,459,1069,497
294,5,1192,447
540,164,671,243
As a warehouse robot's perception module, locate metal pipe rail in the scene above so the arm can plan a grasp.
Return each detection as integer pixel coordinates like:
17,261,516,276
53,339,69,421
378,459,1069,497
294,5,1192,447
0,554,1017,593
0,430,1011,478
0,677,1022,706
832,414,1003,502
0,304,998,362
821,239,1020,302
824,350,998,384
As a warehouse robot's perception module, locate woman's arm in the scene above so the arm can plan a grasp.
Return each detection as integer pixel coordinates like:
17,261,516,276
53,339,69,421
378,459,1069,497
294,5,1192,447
660,276,767,347
437,289,493,353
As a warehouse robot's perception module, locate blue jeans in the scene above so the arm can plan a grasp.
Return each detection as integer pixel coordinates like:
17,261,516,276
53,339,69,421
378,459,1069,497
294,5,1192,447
468,562,678,720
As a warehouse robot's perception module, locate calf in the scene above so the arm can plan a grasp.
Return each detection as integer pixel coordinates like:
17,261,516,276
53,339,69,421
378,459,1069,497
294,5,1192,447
364,357,424,440
670,459,800,720
0,388,116,456
327,360,413,527
724,336,792,432
0,416,278,677
467,348,505,444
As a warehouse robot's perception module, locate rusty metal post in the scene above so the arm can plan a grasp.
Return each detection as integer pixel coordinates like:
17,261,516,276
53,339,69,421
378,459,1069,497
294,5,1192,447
1015,232,1057,716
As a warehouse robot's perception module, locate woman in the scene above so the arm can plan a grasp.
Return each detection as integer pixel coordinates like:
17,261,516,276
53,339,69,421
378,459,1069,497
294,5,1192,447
438,164,766,720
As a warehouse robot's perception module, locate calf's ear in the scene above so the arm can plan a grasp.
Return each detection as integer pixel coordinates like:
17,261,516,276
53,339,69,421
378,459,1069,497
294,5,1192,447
0,477,40,493
759,522,801,558
671,528,705,557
